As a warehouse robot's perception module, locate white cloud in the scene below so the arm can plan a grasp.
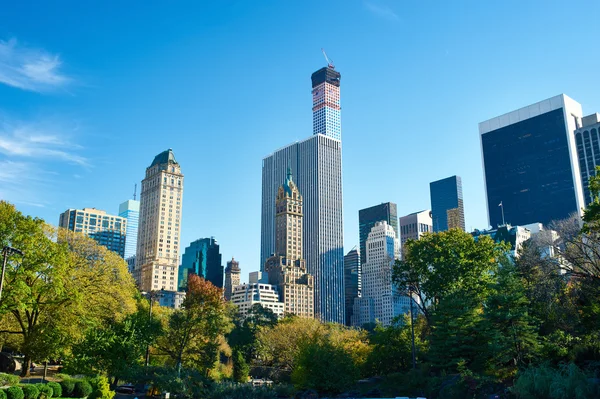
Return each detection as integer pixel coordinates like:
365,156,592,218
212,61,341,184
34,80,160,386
364,1,400,22
0,38,71,92
0,160,50,208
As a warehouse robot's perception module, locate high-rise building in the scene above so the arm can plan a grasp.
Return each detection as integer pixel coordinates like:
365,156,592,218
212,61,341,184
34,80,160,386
261,64,344,323
231,278,285,319
134,149,184,296
430,176,465,232
58,208,127,257
264,169,314,318
399,210,432,247
119,199,140,259
479,94,584,228
179,238,223,290
344,248,360,327
574,113,600,207
358,203,398,266
352,221,407,327
311,67,341,140
224,257,241,301
472,224,532,258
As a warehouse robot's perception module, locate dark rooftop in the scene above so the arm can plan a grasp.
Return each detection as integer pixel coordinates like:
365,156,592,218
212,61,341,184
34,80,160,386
151,148,178,167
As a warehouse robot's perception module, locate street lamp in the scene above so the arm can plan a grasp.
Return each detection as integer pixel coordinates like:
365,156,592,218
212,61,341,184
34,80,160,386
408,285,417,370
141,289,164,367
1,246,24,301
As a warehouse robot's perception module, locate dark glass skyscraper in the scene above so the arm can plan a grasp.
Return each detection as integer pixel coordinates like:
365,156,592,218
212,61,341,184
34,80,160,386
430,175,465,232
343,248,360,327
358,203,398,265
574,113,600,207
178,237,223,290
480,94,584,228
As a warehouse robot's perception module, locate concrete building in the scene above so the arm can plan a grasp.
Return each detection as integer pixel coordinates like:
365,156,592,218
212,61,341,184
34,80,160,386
261,64,344,323
574,113,600,207
224,257,241,301
358,203,398,266
119,199,140,259
480,94,584,228
430,176,465,232
264,168,314,318
58,208,127,257
231,279,285,319
344,248,361,326
134,149,184,298
352,221,408,327
179,237,223,290
472,224,532,258
158,290,186,309
399,210,433,247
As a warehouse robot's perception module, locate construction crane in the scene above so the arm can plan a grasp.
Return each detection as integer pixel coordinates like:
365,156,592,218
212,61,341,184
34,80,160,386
321,48,335,69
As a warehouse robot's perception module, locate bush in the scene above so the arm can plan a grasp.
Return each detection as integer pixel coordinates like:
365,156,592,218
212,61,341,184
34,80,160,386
5,387,24,399
60,381,75,398
46,384,60,399
209,383,277,399
0,374,19,387
0,390,7,399
35,385,52,399
20,385,39,399
72,382,92,398
512,363,597,399
85,376,113,399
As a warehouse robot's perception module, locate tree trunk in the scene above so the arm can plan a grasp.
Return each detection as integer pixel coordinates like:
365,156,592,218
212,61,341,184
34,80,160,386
20,356,31,377
112,376,119,387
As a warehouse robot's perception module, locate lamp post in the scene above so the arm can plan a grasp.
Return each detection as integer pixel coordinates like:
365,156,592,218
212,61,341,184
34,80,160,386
408,285,417,370
142,289,164,367
1,246,24,301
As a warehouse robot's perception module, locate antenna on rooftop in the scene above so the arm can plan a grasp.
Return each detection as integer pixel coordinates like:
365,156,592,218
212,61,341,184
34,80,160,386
321,48,335,69
133,184,137,200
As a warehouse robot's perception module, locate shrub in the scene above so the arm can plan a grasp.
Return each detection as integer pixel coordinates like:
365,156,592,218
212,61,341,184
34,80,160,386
72,382,92,398
60,381,75,398
20,385,39,399
5,387,24,399
209,383,277,399
0,390,7,399
512,363,596,399
85,376,113,399
46,384,60,399
0,374,19,387
35,385,52,399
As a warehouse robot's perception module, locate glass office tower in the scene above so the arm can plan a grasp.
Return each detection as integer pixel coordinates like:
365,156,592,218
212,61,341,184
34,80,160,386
119,199,140,259
358,202,398,265
430,176,465,232
179,237,223,290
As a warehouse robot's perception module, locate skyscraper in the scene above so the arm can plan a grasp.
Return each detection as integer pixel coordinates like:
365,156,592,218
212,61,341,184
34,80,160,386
58,208,127,257
399,210,432,247
261,64,344,323
479,94,584,228
430,176,465,232
574,113,600,207
344,248,360,327
135,149,184,295
119,199,140,259
352,221,406,327
179,238,223,290
224,257,241,301
358,202,398,265
264,168,314,318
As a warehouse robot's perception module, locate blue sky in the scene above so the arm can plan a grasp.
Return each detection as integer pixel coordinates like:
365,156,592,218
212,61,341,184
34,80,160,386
2,1,600,281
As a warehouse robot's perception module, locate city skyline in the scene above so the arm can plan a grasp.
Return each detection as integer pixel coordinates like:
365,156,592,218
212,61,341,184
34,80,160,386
3,1,600,283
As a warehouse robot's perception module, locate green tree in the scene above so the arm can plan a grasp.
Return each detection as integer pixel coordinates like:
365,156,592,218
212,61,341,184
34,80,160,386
228,304,278,364
232,349,250,383
0,202,136,376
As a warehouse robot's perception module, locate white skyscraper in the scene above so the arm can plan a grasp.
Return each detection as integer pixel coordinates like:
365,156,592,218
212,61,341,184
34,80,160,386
352,221,409,327
260,65,344,323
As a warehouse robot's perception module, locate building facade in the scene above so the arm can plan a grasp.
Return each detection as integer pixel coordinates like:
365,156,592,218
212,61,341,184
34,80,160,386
344,248,360,326
479,94,584,228
261,65,344,323
264,169,315,318
472,224,532,258
119,199,140,259
311,67,341,140
399,210,433,247
134,149,184,296
430,176,465,232
231,281,285,319
224,257,241,301
179,237,223,290
352,221,407,327
574,113,600,207
358,203,398,266
58,208,127,257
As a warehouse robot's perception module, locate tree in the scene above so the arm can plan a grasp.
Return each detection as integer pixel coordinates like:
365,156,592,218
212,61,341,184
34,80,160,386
393,229,509,324
232,349,249,383
0,202,137,376
227,304,278,364
156,274,233,376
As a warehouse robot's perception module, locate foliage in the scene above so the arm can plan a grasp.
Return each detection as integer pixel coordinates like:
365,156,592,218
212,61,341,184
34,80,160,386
227,304,278,365
512,363,599,399
232,350,249,383
0,202,137,376
59,381,75,398
5,387,23,399
126,366,212,399
46,384,60,399
208,383,277,399
0,389,6,399
34,384,52,399
156,275,233,376
0,374,19,387
20,385,39,399
72,381,92,398
85,376,113,399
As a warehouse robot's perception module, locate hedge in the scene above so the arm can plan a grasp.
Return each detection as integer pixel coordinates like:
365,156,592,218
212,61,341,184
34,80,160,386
0,374,19,388
5,387,24,399
73,381,92,399
59,381,75,398
46,384,60,399
20,385,39,399
0,389,7,399
35,385,52,399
